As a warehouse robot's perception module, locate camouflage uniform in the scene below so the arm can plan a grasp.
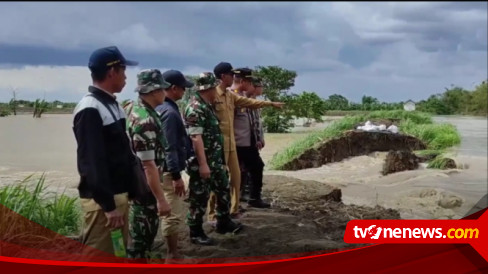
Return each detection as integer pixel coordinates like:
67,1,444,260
125,69,170,259
184,72,231,228
126,203,159,259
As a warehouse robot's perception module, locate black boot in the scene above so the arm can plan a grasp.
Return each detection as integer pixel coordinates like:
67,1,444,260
190,226,214,245
248,199,271,209
216,218,243,234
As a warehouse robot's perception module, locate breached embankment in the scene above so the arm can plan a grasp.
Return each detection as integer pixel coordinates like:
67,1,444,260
282,130,427,171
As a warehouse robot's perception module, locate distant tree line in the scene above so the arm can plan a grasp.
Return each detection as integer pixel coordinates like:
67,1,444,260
7,100,77,109
0,99,77,117
2,67,486,129
288,83,487,117
415,82,487,116
253,66,487,132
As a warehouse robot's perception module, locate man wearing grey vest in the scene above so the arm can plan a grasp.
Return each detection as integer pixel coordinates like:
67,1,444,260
233,68,270,209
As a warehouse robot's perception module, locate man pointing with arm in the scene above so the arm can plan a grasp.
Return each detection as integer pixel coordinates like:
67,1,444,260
207,62,284,222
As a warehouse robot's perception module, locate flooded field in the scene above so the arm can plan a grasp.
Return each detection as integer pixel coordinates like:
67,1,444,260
0,113,486,260
0,114,486,219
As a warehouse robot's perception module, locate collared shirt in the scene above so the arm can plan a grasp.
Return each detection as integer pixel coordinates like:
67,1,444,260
93,84,117,99
125,97,167,174
214,85,273,152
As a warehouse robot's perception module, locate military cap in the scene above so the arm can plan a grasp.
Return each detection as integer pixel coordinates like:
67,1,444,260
135,69,171,94
233,67,259,83
195,72,218,91
232,67,252,77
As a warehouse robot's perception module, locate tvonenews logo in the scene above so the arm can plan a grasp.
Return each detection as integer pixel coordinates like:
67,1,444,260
343,212,487,261
353,225,479,240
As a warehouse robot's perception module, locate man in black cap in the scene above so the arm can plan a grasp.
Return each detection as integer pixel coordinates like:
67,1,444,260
207,62,284,222
153,70,195,256
73,46,139,256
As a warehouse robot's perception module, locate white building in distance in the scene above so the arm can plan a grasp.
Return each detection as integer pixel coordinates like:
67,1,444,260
403,100,416,111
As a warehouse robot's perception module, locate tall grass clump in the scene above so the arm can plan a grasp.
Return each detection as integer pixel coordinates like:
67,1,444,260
269,115,366,169
0,109,10,117
399,119,461,150
427,155,456,169
0,174,80,236
269,110,461,170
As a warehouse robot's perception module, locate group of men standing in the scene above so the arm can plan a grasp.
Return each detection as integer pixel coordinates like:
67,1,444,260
72,46,284,261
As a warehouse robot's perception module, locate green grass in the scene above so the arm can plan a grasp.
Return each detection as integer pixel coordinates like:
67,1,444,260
427,156,456,169
399,119,461,150
324,110,370,116
269,110,460,170
0,109,10,117
0,174,81,235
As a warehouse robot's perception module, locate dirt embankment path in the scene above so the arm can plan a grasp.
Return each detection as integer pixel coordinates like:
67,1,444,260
155,175,399,263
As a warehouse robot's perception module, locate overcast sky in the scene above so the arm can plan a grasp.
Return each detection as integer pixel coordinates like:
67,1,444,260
0,2,486,103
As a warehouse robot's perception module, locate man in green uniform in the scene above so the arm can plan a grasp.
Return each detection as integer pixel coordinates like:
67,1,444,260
184,72,243,245
125,69,172,260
